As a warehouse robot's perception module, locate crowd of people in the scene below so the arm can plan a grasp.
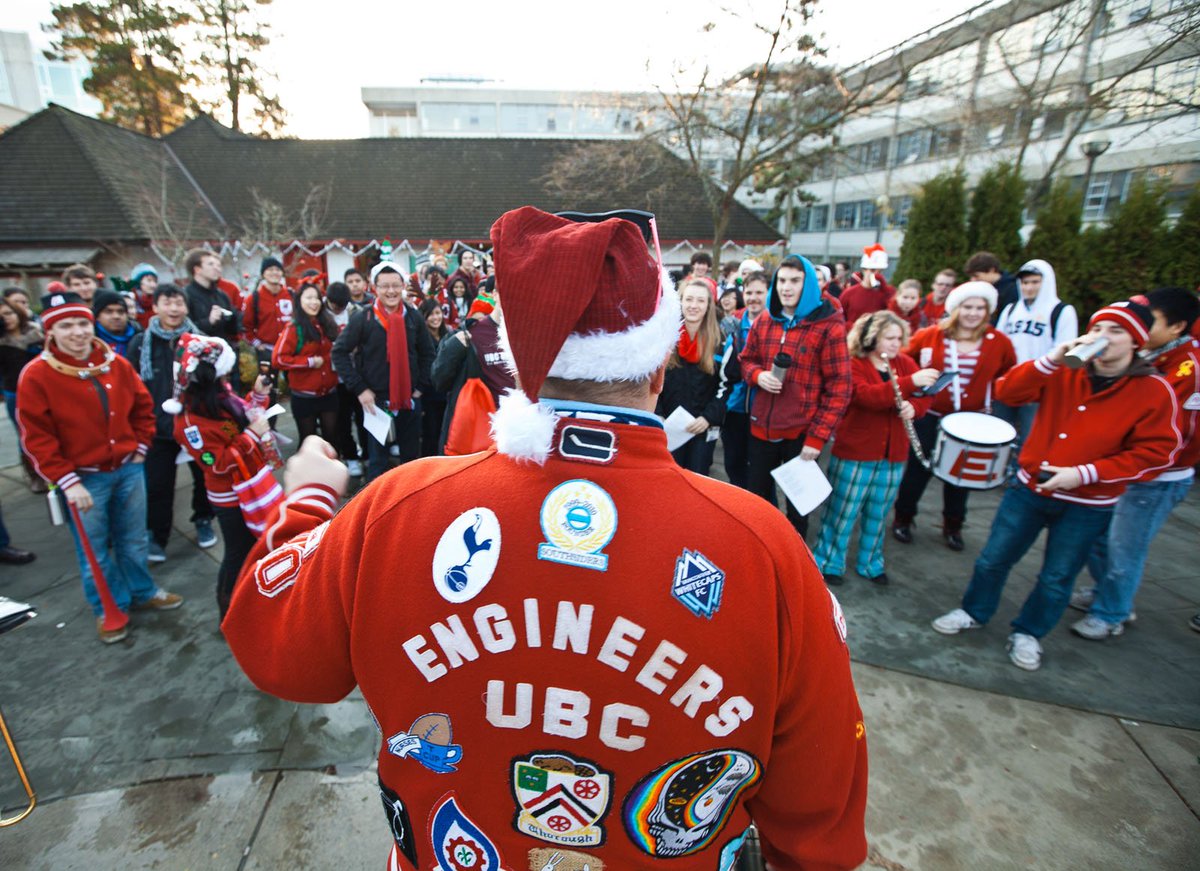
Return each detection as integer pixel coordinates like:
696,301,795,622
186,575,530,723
1,237,1196,673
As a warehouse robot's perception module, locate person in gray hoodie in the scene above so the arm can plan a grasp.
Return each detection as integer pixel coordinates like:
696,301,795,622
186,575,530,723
994,258,1078,467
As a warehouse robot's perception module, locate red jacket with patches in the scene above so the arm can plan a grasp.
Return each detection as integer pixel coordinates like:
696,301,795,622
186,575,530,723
271,323,337,397
242,284,292,349
223,415,868,871
832,354,933,462
904,325,1017,416
1146,338,1200,474
17,340,154,490
174,393,271,507
995,355,1181,505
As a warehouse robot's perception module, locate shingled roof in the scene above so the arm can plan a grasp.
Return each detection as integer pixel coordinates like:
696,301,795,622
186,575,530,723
0,105,781,246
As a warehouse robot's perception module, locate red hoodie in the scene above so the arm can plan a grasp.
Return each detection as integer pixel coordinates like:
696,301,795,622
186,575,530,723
840,279,894,328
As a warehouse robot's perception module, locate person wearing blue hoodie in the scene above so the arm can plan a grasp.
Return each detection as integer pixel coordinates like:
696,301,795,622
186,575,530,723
739,255,853,539
92,289,141,357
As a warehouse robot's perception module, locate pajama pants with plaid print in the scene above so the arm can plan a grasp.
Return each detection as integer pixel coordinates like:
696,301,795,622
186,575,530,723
814,456,905,578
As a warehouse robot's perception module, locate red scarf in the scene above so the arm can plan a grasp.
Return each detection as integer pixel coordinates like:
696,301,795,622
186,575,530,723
677,326,701,364
374,300,413,410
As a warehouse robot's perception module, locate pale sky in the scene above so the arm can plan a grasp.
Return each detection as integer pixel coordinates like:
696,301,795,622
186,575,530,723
6,0,970,138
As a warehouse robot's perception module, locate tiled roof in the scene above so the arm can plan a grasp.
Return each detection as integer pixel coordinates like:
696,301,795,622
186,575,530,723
0,105,781,246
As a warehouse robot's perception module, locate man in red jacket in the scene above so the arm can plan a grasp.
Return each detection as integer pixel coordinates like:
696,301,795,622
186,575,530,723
17,292,183,643
839,244,895,327
224,208,867,870
740,254,852,538
242,256,292,361
931,298,1180,671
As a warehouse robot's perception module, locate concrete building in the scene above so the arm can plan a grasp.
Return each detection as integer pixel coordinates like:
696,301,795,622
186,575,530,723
0,30,100,131
787,0,1200,267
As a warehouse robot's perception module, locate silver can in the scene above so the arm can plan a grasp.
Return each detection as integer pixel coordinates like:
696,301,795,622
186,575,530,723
1064,336,1109,369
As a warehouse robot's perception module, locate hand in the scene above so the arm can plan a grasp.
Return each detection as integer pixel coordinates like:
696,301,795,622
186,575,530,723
309,356,324,368
757,371,783,393
800,445,821,461
358,388,377,415
862,270,877,288
412,389,423,400
248,415,270,436
208,304,224,325
64,483,93,512
898,400,915,421
285,436,349,498
912,368,940,388
685,416,710,434
253,374,272,395
1036,464,1083,492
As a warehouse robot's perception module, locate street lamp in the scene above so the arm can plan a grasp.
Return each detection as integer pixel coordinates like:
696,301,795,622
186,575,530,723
874,194,892,245
1080,138,1111,214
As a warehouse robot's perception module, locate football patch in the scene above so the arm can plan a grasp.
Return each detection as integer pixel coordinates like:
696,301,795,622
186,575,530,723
386,712,462,774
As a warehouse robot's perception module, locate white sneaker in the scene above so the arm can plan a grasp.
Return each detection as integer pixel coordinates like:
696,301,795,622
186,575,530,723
1007,632,1042,671
1069,586,1094,612
1071,614,1124,640
932,608,982,635
346,459,364,477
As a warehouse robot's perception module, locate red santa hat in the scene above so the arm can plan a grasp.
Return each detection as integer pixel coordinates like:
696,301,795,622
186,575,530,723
1088,296,1153,348
860,244,888,270
161,333,238,414
40,290,94,331
490,206,680,463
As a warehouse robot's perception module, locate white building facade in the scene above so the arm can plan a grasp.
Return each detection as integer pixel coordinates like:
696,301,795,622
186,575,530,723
0,30,101,130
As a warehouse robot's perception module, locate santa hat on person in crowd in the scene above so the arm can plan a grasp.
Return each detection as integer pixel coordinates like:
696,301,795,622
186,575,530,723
490,206,681,464
738,258,763,276
944,280,999,316
40,290,94,330
860,244,889,271
1088,296,1153,348
161,333,237,414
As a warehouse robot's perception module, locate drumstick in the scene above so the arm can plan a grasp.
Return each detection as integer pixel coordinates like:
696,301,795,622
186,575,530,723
881,353,931,470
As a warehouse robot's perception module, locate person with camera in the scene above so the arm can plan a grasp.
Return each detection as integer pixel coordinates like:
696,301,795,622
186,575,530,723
18,292,182,643
223,207,867,870
931,298,1181,671
183,248,240,350
739,255,852,539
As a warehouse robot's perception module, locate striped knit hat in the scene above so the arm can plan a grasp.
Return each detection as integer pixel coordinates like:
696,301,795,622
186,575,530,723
40,291,94,330
1088,296,1153,347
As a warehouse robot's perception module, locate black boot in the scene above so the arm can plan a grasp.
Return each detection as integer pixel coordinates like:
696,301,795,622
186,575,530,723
892,514,914,544
943,515,964,551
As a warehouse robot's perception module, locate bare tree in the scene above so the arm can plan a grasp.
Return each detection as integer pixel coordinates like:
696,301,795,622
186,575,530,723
235,184,330,250
130,148,224,269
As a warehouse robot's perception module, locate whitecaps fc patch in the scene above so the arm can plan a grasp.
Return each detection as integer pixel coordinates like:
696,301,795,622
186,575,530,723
672,549,725,619
432,508,502,603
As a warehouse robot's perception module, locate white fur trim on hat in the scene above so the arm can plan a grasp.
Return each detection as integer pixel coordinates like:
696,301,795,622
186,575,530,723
370,261,404,283
547,283,681,382
213,338,237,378
860,245,889,270
739,259,763,275
490,389,560,465
945,280,998,315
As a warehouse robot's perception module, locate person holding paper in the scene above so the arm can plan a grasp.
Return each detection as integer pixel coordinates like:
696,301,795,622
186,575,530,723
656,279,739,474
812,311,937,586
740,255,852,539
331,260,436,482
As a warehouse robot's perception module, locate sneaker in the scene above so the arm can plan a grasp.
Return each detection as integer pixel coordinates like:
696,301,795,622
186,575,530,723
932,608,982,635
1071,614,1124,641
97,616,128,644
147,542,167,563
943,530,964,551
824,574,844,586
866,572,889,586
1007,632,1042,671
195,519,218,549
892,524,913,544
132,590,184,611
1069,586,1094,612
346,458,364,477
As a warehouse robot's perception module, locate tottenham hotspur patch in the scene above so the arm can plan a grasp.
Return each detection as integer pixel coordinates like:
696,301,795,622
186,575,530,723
432,508,502,604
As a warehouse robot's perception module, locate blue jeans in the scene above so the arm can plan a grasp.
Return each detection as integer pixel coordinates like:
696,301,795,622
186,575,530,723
0,501,10,549
1086,476,1193,624
962,484,1113,638
65,463,159,616
992,400,1037,477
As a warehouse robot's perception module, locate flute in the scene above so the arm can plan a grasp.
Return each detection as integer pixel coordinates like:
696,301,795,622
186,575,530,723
881,352,931,470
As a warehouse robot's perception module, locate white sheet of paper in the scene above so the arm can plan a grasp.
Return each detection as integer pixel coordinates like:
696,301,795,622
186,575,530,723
264,403,287,419
362,406,393,446
771,455,832,516
662,406,697,452
175,448,193,465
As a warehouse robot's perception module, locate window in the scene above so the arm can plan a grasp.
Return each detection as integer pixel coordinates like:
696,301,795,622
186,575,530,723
896,129,930,164
499,104,572,134
833,201,878,231
889,196,914,227
1034,108,1068,139
930,125,962,157
1082,170,1131,221
421,102,496,133
834,202,858,230
798,205,829,233
859,200,880,229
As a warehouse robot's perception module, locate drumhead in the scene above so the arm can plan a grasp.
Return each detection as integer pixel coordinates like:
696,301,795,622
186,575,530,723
940,412,1017,444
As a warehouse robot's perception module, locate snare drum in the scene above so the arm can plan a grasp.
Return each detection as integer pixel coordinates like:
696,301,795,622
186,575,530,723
931,412,1017,490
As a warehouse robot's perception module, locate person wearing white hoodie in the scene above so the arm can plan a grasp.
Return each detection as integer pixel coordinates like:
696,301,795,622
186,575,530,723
994,259,1078,467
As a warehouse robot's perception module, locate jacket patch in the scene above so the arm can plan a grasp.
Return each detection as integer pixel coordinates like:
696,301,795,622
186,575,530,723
428,792,510,871
433,508,502,603
1184,392,1200,411
200,450,215,466
718,827,753,871
527,848,606,870
557,425,618,465
671,550,725,619
537,480,617,572
511,751,612,847
183,425,204,449
386,712,462,773
621,749,761,857
829,589,848,644
379,779,418,867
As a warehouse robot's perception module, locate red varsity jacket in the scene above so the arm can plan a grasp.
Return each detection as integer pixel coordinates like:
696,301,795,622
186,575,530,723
1146,338,1200,473
832,354,933,463
224,417,868,870
174,393,271,507
905,325,1016,416
17,341,154,490
995,355,1181,505
242,284,292,349
272,323,337,397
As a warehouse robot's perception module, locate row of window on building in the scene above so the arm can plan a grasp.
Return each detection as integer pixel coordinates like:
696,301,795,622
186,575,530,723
374,101,650,135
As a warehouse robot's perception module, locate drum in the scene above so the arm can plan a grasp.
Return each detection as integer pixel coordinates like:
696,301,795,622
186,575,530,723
931,412,1017,490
